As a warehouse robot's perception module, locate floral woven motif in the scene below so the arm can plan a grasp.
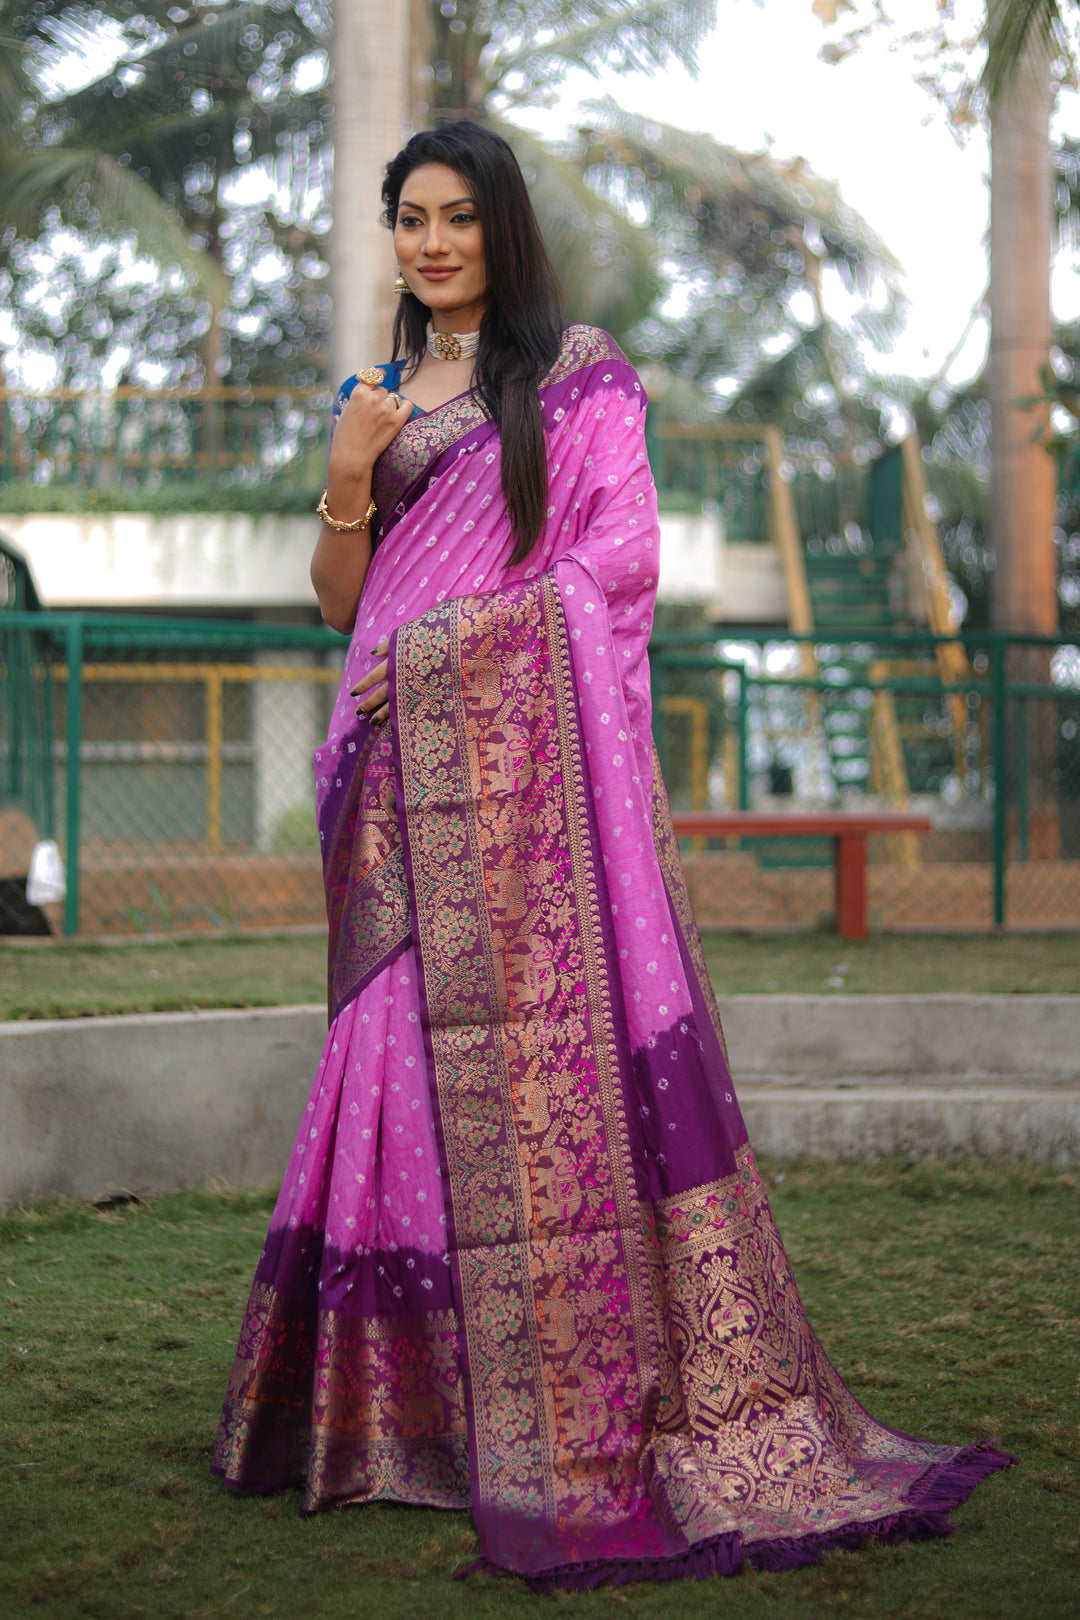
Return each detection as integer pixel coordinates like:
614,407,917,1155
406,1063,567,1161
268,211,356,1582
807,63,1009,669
320,723,412,1018
393,576,663,1573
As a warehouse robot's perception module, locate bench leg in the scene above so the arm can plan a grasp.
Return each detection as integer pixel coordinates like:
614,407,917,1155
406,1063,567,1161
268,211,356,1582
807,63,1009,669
835,833,868,941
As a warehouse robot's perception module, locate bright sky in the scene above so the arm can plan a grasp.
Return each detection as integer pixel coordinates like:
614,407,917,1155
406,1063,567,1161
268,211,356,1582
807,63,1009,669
523,0,1080,389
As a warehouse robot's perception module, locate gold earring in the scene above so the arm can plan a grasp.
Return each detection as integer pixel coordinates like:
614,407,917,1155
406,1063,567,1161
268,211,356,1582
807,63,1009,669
393,271,408,296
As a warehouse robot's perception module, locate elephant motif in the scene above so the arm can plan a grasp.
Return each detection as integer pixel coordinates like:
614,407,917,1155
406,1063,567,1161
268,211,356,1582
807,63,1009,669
462,656,503,710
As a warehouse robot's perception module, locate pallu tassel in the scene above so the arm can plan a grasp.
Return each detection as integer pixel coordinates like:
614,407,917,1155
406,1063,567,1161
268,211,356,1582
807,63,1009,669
456,1440,1016,1593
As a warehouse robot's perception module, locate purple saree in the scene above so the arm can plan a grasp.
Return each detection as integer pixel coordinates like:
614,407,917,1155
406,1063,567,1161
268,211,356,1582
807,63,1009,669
212,326,1012,1587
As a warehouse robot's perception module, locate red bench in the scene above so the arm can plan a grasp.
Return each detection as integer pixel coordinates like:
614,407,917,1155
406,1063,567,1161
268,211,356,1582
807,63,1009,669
668,812,933,941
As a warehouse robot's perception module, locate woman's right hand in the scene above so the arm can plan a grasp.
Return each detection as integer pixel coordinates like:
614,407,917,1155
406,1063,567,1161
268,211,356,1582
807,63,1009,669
326,379,412,501
311,377,411,635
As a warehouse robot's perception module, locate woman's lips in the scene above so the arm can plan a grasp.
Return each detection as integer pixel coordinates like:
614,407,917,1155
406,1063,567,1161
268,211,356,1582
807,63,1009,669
418,267,460,280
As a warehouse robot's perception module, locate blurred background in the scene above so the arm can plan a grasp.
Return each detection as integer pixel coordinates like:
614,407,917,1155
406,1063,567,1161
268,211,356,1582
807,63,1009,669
1,0,1079,939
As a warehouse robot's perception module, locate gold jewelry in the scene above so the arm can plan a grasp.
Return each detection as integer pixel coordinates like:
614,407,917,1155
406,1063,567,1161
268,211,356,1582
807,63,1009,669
356,366,385,386
425,321,480,362
317,490,377,532
393,271,409,296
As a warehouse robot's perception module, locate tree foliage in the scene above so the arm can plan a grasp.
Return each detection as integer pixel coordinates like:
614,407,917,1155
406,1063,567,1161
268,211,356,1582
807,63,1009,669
0,0,908,464
0,1,332,388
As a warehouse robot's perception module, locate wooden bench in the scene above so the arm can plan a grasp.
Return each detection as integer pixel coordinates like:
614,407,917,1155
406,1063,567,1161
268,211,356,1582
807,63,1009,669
668,812,933,940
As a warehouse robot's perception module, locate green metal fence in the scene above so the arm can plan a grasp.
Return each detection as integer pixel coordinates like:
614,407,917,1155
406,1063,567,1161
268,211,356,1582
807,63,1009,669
1,611,1078,936
0,386,330,489
651,627,1080,933
0,612,346,936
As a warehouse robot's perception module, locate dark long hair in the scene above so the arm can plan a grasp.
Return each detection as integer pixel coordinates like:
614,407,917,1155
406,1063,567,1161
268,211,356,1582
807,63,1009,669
381,123,563,564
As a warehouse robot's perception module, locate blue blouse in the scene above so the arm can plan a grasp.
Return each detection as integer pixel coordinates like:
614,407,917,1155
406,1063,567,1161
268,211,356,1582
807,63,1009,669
335,360,425,422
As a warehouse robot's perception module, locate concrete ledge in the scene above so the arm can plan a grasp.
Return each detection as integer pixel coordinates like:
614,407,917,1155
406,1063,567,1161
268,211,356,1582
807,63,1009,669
0,1005,327,1204
739,1086,1080,1163
719,995,1080,1083
1,996,1078,1205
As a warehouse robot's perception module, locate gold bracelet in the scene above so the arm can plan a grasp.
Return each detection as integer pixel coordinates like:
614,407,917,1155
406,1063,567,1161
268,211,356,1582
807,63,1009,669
317,489,377,532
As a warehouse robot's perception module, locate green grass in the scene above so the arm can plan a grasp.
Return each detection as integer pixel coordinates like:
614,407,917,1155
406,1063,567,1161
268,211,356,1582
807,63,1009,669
699,929,1080,996
1,1162,1077,1619
0,934,328,1021
1,929,1077,1021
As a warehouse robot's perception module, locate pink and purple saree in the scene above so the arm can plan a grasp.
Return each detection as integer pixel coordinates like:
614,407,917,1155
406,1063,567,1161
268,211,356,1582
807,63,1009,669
212,326,1012,1588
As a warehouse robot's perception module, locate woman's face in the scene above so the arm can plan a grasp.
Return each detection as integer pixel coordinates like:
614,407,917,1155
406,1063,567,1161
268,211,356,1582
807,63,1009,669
393,162,487,328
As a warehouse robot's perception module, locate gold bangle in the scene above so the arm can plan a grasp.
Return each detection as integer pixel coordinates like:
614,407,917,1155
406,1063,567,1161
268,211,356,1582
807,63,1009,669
317,490,377,532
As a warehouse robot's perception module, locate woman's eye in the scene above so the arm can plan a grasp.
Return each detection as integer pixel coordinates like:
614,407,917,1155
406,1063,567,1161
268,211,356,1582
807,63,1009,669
451,212,477,225
398,214,422,227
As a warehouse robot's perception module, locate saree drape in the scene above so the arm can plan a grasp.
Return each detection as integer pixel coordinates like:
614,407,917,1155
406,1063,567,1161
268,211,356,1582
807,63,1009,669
212,326,1012,1588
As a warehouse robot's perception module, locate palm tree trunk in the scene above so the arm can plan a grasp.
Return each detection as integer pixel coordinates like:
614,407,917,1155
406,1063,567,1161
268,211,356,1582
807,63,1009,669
330,0,410,388
988,3,1056,636
987,1,1059,858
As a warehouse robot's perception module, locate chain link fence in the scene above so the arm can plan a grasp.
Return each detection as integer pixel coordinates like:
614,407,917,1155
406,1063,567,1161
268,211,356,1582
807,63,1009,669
0,612,344,936
652,628,1080,932
1,612,1078,936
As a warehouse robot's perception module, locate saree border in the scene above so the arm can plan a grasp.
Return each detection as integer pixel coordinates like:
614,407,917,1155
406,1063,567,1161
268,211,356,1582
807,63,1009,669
319,723,413,1022
390,574,668,1573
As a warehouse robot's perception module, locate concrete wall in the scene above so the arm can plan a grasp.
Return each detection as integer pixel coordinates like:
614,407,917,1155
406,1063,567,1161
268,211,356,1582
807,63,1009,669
655,513,789,622
0,512,319,611
1,995,1077,1206
3,510,788,620
0,1006,326,1204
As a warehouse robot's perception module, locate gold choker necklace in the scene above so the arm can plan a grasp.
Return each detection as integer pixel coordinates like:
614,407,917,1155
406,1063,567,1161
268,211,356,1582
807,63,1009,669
426,323,480,362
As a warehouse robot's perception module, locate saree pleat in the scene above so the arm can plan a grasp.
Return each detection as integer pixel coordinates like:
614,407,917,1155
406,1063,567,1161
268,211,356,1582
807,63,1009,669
213,325,1013,1585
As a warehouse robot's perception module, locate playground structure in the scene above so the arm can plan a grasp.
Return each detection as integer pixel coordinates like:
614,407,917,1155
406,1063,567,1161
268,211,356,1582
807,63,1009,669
648,420,1078,930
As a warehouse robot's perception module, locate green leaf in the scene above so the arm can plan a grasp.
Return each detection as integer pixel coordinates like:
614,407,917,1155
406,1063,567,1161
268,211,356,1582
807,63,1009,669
495,119,660,339
0,146,228,309
982,0,1064,104
492,0,717,97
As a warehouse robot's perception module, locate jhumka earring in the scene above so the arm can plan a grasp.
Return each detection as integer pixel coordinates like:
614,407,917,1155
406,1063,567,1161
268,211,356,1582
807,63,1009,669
393,271,409,296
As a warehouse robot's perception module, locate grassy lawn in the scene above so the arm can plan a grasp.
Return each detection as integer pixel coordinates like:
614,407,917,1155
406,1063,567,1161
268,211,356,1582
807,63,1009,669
0,929,1077,1021
1,1161,1076,1620
700,929,1080,996
0,934,329,1021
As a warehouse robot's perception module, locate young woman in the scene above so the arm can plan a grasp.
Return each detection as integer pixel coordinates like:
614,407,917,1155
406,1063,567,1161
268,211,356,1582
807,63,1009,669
213,122,1011,1590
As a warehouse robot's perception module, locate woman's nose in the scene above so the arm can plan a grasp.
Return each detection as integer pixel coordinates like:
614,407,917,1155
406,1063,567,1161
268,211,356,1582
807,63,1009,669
423,222,447,255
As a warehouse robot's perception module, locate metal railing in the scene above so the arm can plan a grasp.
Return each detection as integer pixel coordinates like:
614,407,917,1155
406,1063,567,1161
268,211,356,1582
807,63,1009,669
1,612,346,935
2,612,1078,935
0,386,330,487
651,627,1080,931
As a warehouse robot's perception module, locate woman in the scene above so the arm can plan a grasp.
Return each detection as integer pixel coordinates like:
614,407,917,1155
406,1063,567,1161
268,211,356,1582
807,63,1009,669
213,122,1011,1590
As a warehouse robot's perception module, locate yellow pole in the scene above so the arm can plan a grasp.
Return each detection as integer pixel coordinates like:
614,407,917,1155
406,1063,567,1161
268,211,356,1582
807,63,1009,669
205,668,224,854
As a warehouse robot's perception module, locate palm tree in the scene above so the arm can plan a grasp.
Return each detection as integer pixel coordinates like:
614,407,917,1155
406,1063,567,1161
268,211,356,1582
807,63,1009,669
983,0,1059,639
0,2,331,388
0,5,232,325
1,1,903,452
329,0,409,390
572,104,904,447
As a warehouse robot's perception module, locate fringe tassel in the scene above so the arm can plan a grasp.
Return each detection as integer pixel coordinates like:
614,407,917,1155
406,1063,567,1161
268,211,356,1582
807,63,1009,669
455,1440,1016,1593
455,1532,744,1593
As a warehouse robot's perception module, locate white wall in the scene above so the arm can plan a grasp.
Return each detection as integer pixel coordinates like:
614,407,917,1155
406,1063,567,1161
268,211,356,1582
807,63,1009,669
656,512,789,623
0,512,317,610
1,509,790,624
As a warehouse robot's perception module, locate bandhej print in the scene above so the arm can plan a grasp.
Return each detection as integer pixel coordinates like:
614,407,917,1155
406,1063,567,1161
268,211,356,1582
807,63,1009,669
213,325,1013,1588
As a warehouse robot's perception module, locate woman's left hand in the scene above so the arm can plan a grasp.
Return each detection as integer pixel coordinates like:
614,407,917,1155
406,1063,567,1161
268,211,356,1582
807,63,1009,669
351,638,391,723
